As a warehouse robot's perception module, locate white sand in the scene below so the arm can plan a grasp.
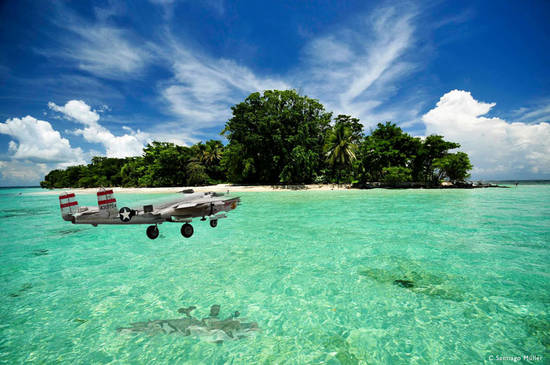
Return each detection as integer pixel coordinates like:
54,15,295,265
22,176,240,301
36,184,357,195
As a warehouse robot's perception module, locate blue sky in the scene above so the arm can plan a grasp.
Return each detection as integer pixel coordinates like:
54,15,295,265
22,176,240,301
0,0,549,185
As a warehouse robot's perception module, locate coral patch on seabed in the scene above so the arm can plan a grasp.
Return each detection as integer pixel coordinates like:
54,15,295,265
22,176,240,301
358,257,467,302
393,279,414,288
8,283,33,298
31,249,49,256
72,318,88,327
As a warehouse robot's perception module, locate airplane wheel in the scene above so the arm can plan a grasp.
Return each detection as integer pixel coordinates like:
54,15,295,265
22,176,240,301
146,225,159,240
181,223,194,238
210,219,218,228
119,207,133,222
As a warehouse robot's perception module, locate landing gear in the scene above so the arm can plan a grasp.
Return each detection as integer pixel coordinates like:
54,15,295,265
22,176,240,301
181,223,194,238
146,225,159,240
209,219,218,228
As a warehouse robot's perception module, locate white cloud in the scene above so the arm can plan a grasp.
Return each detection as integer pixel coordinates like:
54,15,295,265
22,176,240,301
158,39,289,127
48,100,149,158
300,5,420,127
0,160,52,186
147,129,199,147
41,5,151,79
422,90,550,179
513,103,550,124
65,25,151,78
48,100,100,125
0,116,84,163
0,115,87,186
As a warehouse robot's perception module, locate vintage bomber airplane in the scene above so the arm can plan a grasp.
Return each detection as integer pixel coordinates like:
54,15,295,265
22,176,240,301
59,188,240,239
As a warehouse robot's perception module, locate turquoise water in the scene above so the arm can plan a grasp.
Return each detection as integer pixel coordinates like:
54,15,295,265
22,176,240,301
1,186,549,364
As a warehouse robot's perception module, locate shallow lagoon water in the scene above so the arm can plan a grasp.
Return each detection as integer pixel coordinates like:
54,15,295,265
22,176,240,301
1,186,549,364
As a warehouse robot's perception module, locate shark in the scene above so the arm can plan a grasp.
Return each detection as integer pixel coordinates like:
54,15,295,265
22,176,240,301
116,305,259,343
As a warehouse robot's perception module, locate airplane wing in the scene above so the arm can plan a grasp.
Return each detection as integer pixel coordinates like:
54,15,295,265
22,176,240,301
172,198,231,211
154,193,238,215
172,196,224,210
174,202,203,210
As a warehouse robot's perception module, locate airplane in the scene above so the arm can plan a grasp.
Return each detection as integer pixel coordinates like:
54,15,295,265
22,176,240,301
59,188,240,239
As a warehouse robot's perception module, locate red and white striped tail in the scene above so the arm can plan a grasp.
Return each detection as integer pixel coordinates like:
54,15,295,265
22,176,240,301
97,188,117,211
59,192,78,216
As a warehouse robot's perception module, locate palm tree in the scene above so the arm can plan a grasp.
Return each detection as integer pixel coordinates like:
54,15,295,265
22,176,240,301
200,141,223,167
325,123,357,185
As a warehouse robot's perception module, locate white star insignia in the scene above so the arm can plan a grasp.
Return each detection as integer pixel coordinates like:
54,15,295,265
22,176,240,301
120,209,131,220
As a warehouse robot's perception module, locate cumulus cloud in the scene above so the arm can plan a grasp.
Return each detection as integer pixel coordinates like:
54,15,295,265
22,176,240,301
422,90,550,179
48,100,149,158
48,100,100,125
0,115,87,186
0,116,84,163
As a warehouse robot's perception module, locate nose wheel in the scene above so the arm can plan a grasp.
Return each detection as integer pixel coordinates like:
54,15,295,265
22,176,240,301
181,223,194,238
210,219,217,228
146,225,159,240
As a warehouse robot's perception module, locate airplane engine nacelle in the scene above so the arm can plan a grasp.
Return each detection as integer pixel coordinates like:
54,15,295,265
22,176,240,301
210,201,225,215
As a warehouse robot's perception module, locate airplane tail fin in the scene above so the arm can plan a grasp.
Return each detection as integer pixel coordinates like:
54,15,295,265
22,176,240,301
59,192,79,217
97,188,117,212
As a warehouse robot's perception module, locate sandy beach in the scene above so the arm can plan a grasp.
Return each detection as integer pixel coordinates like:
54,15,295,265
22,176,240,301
35,184,356,195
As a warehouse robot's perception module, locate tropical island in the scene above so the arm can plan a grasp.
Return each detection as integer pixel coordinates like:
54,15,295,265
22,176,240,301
40,90,477,190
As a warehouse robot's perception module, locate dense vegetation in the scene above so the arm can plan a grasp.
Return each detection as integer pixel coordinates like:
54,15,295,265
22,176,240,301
41,90,472,189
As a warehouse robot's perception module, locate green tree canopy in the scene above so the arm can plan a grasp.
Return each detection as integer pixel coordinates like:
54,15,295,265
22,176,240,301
358,122,420,182
41,140,226,188
222,90,332,184
413,135,460,184
137,142,192,187
382,166,412,186
433,152,472,183
332,114,364,143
